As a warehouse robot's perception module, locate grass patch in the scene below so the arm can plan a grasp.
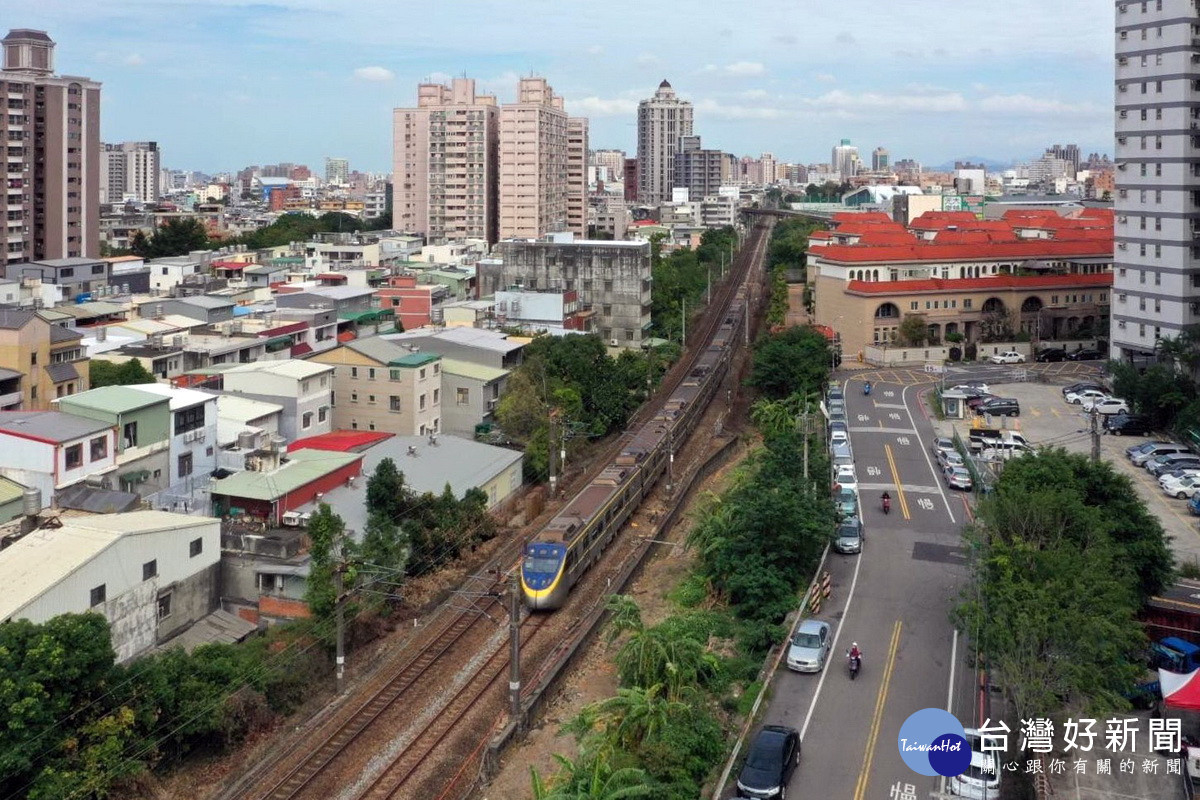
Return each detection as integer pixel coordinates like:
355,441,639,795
736,680,765,716
668,572,709,608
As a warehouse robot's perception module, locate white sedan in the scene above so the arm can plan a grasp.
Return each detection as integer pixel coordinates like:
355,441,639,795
1082,397,1130,415
1066,388,1109,405
1161,474,1200,499
990,351,1026,364
833,465,858,492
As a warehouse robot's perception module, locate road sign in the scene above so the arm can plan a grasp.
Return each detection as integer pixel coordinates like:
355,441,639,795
924,364,945,374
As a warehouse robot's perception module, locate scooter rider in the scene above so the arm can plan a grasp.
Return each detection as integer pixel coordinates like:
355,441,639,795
881,491,891,514
849,642,862,662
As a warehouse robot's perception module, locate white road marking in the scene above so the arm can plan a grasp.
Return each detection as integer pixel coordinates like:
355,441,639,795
901,385,957,524
848,427,918,434
858,482,943,495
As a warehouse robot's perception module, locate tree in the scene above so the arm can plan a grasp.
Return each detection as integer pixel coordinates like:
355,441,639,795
748,326,831,400
1110,362,1196,430
528,753,655,800
88,359,157,388
365,457,406,522
141,218,211,258
586,685,686,752
354,510,409,603
302,504,347,625
898,314,928,346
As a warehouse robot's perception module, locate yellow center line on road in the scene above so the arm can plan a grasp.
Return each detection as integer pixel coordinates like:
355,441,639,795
884,444,911,520
853,619,903,800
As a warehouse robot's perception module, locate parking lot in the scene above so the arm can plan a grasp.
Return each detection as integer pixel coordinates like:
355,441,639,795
934,379,1200,566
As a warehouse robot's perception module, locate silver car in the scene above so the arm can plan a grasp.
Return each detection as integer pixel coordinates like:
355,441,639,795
944,465,973,490
786,619,832,673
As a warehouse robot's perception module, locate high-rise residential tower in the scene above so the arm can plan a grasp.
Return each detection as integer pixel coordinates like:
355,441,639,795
499,77,568,239
673,136,730,200
0,29,101,264
324,157,349,185
1111,1,1197,363
101,141,160,204
393,78,499,244
637,80,693,204
566,117,588,238
832,139,859,179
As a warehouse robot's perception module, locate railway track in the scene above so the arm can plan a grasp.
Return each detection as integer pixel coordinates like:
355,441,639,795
222,215,775,800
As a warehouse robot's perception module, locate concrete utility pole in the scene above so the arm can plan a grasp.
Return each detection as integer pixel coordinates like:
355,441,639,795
547,409,559,497
681,298,686,348
334,560,346,693
801,406,811,479
1090,407,1101,463
508,569,522,726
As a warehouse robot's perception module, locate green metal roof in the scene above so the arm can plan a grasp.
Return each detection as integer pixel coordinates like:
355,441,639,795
58,385,168,414
439,358,507,382
209,449,361,501
339,308,395,322
0,476,25,506
388,352,440,367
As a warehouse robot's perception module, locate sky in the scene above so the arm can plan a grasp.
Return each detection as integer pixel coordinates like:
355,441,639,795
19,0,1115,174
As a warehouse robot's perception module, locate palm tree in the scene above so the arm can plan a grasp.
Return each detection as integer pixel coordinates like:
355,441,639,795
604,595,644,645
588,684,686,751
534,752,656,800
615,627,720,699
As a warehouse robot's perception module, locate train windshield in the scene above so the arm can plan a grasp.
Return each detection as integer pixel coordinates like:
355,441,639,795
524,545,562,574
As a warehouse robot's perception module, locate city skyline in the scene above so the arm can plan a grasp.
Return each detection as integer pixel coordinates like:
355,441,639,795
21,0,1113,173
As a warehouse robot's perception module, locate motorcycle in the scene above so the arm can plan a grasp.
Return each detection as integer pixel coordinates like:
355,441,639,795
848,653,862,680
863,382,872,396
882,495,891,515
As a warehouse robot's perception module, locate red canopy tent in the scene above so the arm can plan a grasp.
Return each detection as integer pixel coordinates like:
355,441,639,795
1159,669,1200,710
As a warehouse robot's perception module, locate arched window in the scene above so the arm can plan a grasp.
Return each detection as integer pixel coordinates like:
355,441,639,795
875,302,900,319
982,297,1006,314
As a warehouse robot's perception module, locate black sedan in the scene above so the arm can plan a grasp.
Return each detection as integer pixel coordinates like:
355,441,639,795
737,725,800,799
1036,348,1067,362
1105,414,1153,436
1067,348,1105,361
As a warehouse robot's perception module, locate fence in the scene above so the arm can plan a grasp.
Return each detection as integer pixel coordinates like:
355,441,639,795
864,339,1100,367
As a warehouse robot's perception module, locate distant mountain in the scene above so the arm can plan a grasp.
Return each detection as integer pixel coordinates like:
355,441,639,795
930,157,1014,172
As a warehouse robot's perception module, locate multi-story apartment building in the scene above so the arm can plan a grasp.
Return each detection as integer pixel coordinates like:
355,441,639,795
393,78,499,245
872,147,890,172
0,30,101,265
637,80,694,205
324,157,349,186
484,236,652,348
499,77,569,239
0,308,88,408
592,149,626,187
219,359,334,441
810,210,1114,358
1111,0,1198,362
674,136,731,200
567,117,588,238
309,338,443,436
101,141,160,204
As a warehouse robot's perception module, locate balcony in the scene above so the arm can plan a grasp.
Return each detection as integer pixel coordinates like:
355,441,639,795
0,390,20,410
116,438,170,465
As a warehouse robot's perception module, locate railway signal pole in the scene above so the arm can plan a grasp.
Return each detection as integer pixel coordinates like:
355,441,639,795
335,562,346,693
548,409,559,497
508,570,522,728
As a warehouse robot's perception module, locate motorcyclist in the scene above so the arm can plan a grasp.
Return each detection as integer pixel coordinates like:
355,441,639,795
848,643,862,665
881,491,891,514
863,381,872,395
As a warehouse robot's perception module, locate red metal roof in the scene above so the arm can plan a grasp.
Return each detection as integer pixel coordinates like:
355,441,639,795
211,261,248,270
846,272,1113,295
289,430,394,453
260,321,308,337
337,330,356,343
290,342,313,356
317,273,347,282
832,211,893,224
816,238,1112,263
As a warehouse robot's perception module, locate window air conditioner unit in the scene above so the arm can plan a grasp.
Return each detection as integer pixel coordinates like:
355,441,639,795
609,339,619,347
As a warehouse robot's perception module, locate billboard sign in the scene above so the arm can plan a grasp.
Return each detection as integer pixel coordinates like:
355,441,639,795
941,194,986,219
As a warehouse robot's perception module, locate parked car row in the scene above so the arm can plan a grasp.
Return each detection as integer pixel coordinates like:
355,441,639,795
827,384,863,557
931,434,974,490
1062,380,1129,417
1127,441,1200,505
1037,347,1105,362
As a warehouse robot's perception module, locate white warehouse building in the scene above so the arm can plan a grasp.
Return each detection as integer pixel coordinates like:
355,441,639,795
0,511,221,662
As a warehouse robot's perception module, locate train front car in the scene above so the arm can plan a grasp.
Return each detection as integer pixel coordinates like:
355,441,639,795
520,540,570,610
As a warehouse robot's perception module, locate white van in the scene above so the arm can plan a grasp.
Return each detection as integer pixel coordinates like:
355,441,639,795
950,728,1001,799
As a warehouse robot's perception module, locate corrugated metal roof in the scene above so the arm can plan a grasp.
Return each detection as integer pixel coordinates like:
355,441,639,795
440,358,507,383
223,359,333,380
0,411,110,443
56,484,141,513
0,475,26,506
58,385,167,414
128,383,217,411
159,609,257,653
289,430,393,453
389,352,439,367
217,394,283,424
209,449,362,500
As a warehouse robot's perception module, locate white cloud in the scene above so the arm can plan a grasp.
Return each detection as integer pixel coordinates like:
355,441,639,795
976,93,1104,116
586,45,604,55
353,66,394,82
123,53,145,66
741,89,769,100
693,98,787,120
636,53,660,66
805,89,967,113
813,72,836,83
702,61,767,78
570,96,640,117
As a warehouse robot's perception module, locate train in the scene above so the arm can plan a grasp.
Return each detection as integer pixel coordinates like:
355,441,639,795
520,230,763,610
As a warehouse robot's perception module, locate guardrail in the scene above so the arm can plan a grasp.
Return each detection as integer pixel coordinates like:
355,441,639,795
711,544,831,799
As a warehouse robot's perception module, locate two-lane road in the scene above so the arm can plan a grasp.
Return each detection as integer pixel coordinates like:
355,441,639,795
763,377,982,800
